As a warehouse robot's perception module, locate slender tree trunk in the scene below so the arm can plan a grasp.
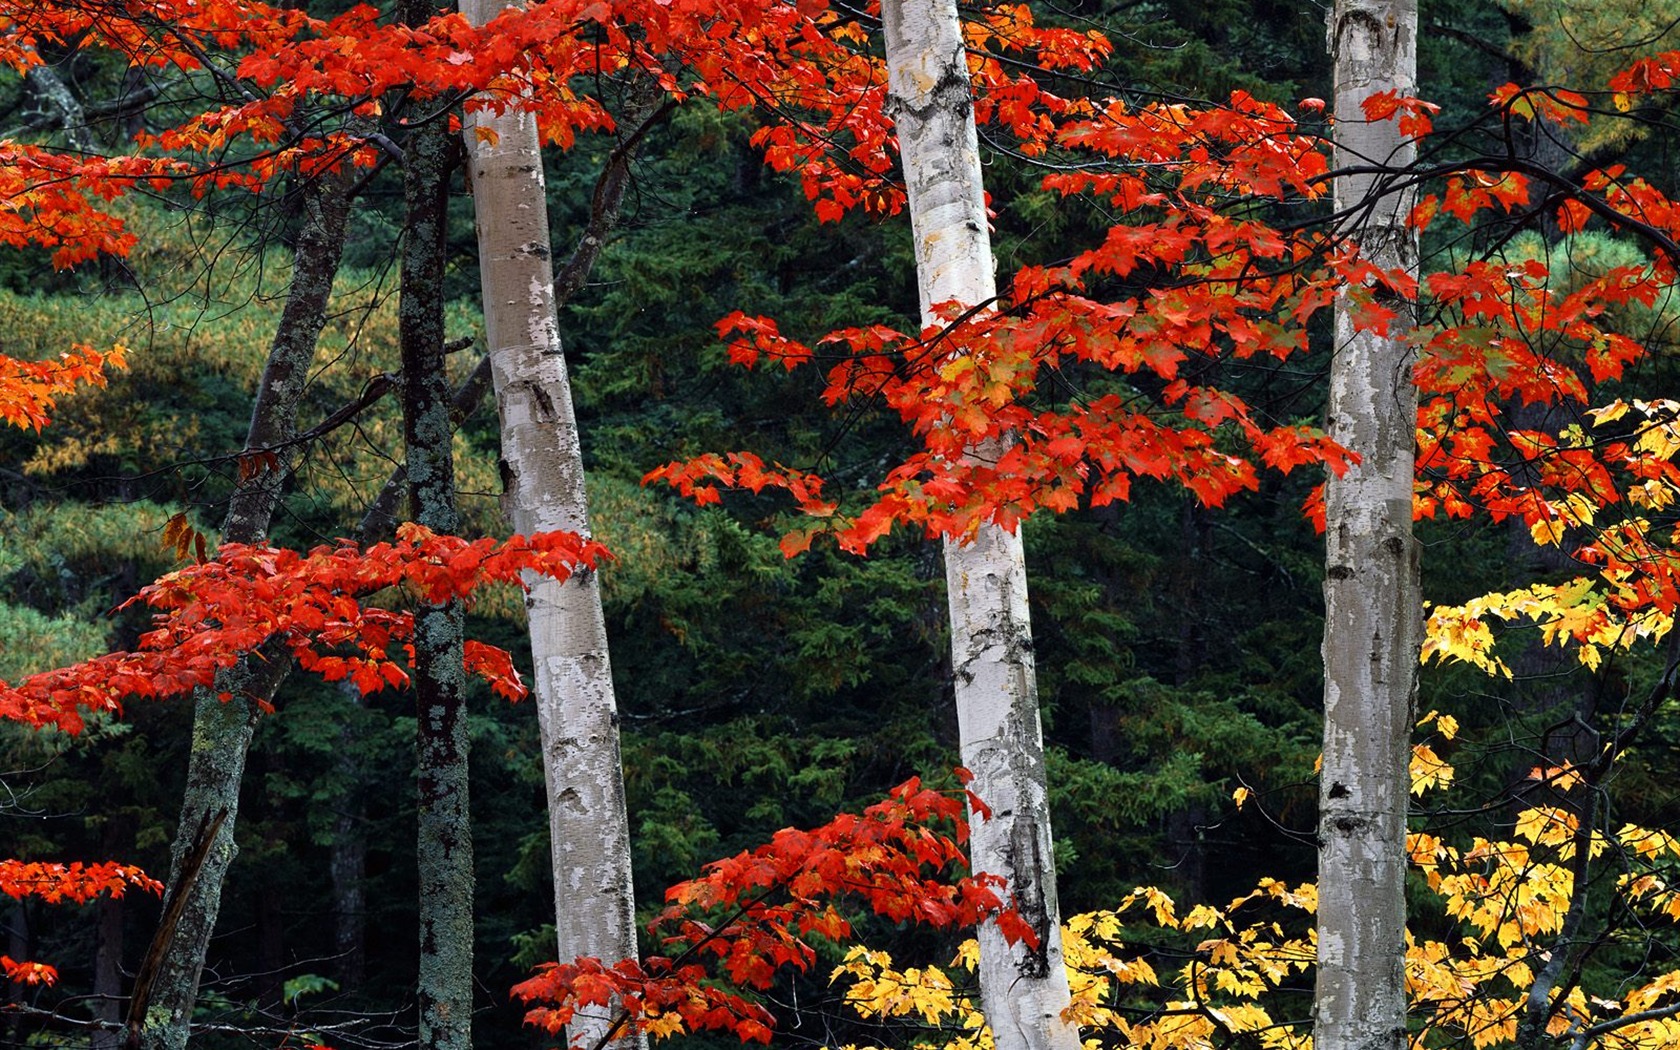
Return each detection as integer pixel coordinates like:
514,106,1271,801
329,686,369,992
255,891,285,1011
1315,2,1420,1050
93,896,123,1050
93,814,129,1050
879,4,1078,1050
459,8,644,1047
400,58,474,1050
138,170,356,1050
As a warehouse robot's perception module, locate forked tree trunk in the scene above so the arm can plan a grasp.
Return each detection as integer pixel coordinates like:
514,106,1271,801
459,6,643,1046
1315,1,1420,1049
879,4,1078,1050
399,69,475,1050
138,169,356,1050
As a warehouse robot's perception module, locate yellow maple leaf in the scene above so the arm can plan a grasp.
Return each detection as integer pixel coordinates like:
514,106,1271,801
1530,516,1566,547
1411,743,1456,796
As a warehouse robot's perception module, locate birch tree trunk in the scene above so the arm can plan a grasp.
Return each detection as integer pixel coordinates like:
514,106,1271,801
400,65,475,1050
460,6,643,1048
1315,1,1420,1049
879,5,1078,1050
137,169,355,1050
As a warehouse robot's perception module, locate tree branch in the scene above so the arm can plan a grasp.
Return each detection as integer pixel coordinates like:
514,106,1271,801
1571,1002,1680,1050
553,91,678,306
357,353,493,544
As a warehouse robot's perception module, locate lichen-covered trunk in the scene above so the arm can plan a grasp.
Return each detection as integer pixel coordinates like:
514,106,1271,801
879,4,1077,1050
460,7,642,1046
1316,2,1420,1049
401,85,475,1050
138,171,354,1050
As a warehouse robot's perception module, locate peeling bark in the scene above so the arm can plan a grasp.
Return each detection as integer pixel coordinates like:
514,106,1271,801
459,7,646,1046
879,3,1078,1050
399,61,475,1050
138,169,356,1050
1315,2,1420,1050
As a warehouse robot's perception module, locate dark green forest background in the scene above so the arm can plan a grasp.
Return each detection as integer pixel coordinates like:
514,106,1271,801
3,0,1679,1045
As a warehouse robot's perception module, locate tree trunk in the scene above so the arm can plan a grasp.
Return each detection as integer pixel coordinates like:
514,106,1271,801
255,889,285,1011
23,64,95,153
399,68,475,1050
329,685,369,992
879,4,1078,1050
138,169,356,1050
1315,1,1420,1049
93,895,123,1050
95,811,132,1050
459,8,644,1047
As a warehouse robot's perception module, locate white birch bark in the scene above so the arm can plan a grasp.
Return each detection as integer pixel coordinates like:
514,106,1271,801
880,4,1078,1050
460,5,642,1048
1316,2,1420,1049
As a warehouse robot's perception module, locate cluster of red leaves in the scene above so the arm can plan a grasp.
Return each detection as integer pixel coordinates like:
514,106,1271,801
0,144,142,267
0,524,608,734
655,46,1680,608
1,0,1106,268
1406,159,1680,621
1487,83,1590,129
513,776,1014,1044
0,344,126,431
1,957,59,986
1361,89,1441,140
0,860,162,904
1609,49,1680,99
652,91,1359,550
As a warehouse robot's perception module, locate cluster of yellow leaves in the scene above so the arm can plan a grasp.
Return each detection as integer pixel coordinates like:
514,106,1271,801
1408,814,1680,1048
832,948,980,1028
824,742,1680,1050
1411,710,1460,796
1587,397,1680,441
1423,577,1667,675
1620,825,1680,924
827,880,1316,1050
1400,746,1680,1050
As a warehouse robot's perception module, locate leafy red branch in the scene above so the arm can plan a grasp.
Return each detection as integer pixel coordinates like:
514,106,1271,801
0,345,127,432
0,524,609,734
0,860,162,905
0,862,164,986
514,775,1025,1045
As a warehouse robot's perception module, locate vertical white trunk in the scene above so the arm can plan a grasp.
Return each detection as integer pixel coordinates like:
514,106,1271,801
1317,2,1419,1050
460,6,643,1048
880,5,1078,1050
